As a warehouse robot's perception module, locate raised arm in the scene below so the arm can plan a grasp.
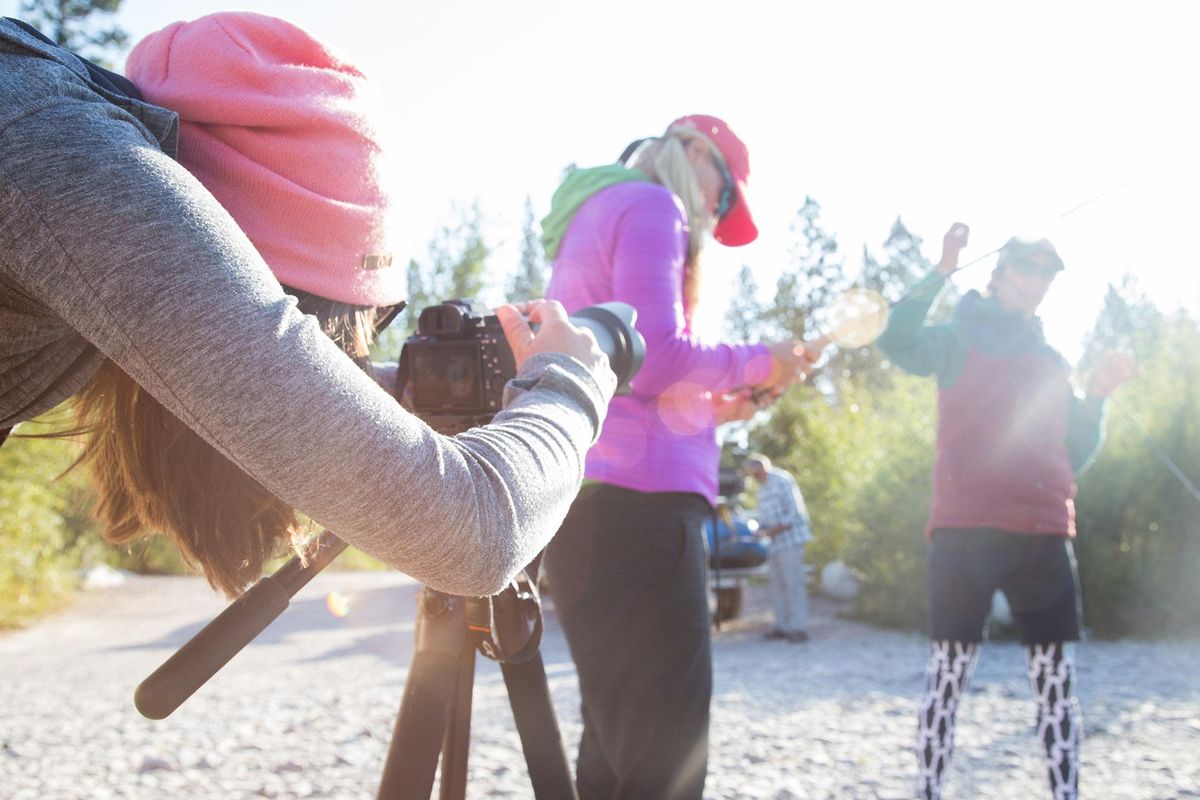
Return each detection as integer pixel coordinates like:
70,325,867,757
876,223,969,378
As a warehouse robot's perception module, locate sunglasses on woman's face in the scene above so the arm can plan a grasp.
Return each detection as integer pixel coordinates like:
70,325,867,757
1008,260,1061,281
711,153,736,220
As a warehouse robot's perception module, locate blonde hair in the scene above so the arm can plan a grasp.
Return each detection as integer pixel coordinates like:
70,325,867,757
68,291,385,597
626,121,725,321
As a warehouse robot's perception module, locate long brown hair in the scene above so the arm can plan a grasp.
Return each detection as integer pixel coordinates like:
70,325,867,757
70,289,386,597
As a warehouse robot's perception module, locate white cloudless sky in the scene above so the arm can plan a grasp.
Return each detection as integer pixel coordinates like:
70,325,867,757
6,0,1198,361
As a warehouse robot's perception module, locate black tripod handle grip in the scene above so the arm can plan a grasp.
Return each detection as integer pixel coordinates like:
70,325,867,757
135,576,292,719
134,532,348,719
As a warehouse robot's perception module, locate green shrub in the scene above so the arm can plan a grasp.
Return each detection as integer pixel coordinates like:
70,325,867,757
1,422,391,626
1074,315,1200,638
839,374,935,630
0,431,94,627
747,371,937,629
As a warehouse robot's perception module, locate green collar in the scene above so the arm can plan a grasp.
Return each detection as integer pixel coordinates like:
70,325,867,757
540,164,650,260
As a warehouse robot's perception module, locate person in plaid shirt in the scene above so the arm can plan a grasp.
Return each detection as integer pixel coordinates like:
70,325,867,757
745,454,812,642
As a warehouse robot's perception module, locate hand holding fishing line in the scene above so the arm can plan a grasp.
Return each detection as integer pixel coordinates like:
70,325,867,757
1090,287,1200,508
726,301,884,414
1086,351,1138,397
713,386,767,424
936,222,971,275
719,341,817,417
728,277,903,411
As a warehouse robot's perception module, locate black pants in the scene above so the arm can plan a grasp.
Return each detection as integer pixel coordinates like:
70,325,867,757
544,484,712,800
927,527,1082,644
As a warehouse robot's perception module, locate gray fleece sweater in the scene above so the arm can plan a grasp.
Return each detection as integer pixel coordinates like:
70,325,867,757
0,20,616,596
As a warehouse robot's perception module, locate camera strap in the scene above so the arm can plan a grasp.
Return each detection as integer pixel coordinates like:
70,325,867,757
475,565,544,663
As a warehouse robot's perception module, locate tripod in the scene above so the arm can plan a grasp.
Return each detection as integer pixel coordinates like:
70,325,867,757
134,531,578,799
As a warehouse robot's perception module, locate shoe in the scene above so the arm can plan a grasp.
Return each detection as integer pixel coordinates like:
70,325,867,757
764,629,788,640
786,631,810,643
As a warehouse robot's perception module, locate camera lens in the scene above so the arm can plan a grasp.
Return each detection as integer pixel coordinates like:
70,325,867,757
568,302,645,393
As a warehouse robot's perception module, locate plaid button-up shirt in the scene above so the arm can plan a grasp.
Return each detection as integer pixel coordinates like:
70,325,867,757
754,468,811,551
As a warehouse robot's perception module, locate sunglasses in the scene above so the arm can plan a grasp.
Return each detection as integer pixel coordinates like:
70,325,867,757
1006,260,1061,281
711,153,736,221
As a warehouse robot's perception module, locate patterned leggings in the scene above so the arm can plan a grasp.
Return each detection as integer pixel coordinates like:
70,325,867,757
916,641,1080,799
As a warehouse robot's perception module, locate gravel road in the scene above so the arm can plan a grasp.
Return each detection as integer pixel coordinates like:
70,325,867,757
2,570,1198,799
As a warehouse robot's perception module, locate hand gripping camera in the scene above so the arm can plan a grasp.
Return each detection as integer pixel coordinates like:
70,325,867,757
397,299,645,433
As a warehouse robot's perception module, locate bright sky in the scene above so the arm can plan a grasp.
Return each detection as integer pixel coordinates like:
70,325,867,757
7,0,1199,362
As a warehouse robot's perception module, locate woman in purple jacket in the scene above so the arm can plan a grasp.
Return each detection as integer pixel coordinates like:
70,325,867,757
541,115,813,798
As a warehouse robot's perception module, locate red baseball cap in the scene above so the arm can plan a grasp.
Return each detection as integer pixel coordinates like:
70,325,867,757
669,114,758,247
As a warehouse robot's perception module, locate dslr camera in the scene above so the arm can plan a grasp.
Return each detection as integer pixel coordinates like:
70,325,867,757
397,299,644,434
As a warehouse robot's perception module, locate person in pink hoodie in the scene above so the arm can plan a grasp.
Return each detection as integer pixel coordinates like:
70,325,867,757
541,115,815,798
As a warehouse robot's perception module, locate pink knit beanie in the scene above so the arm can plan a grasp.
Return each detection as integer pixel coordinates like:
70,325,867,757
126,12,403,306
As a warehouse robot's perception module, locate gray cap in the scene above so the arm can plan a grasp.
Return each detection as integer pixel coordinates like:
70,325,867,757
997,236,1065,273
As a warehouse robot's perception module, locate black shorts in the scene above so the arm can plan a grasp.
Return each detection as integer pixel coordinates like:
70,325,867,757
927,527,1081,645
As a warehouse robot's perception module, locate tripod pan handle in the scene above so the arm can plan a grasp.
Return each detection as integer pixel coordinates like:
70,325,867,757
135,576,291,719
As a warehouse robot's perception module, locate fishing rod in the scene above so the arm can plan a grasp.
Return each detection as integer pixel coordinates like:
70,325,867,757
943,179,1136,277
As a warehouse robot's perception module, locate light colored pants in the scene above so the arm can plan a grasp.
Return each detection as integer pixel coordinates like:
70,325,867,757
767,543,808,634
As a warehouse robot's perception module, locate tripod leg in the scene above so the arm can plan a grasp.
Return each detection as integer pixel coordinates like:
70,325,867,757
501,653,579,800
378,591,470,800
437,645,476,800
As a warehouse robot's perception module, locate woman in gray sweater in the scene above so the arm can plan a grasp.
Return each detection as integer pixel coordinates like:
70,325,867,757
0,13,615,598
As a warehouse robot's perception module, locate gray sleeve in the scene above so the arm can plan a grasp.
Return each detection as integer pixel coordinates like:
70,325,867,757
0,98,616,597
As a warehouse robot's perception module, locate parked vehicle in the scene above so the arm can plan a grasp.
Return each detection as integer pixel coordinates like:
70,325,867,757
702,492,769,623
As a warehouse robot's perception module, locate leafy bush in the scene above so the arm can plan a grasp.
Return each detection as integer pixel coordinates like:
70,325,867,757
1074,315,1200,638
840,374,935,630
0,418,389,628
747,369,938,629
0,431,98,627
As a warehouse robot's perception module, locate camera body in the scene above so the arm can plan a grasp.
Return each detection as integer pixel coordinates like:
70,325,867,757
403,300,515,428
397,298,644,435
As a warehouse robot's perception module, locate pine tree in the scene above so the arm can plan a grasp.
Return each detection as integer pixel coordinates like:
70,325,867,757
19,0,127,67
869,218,928,298
508,196,546,301
723,264,765,342
764,197,846,342
427,202,491,303
836,218,942,388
